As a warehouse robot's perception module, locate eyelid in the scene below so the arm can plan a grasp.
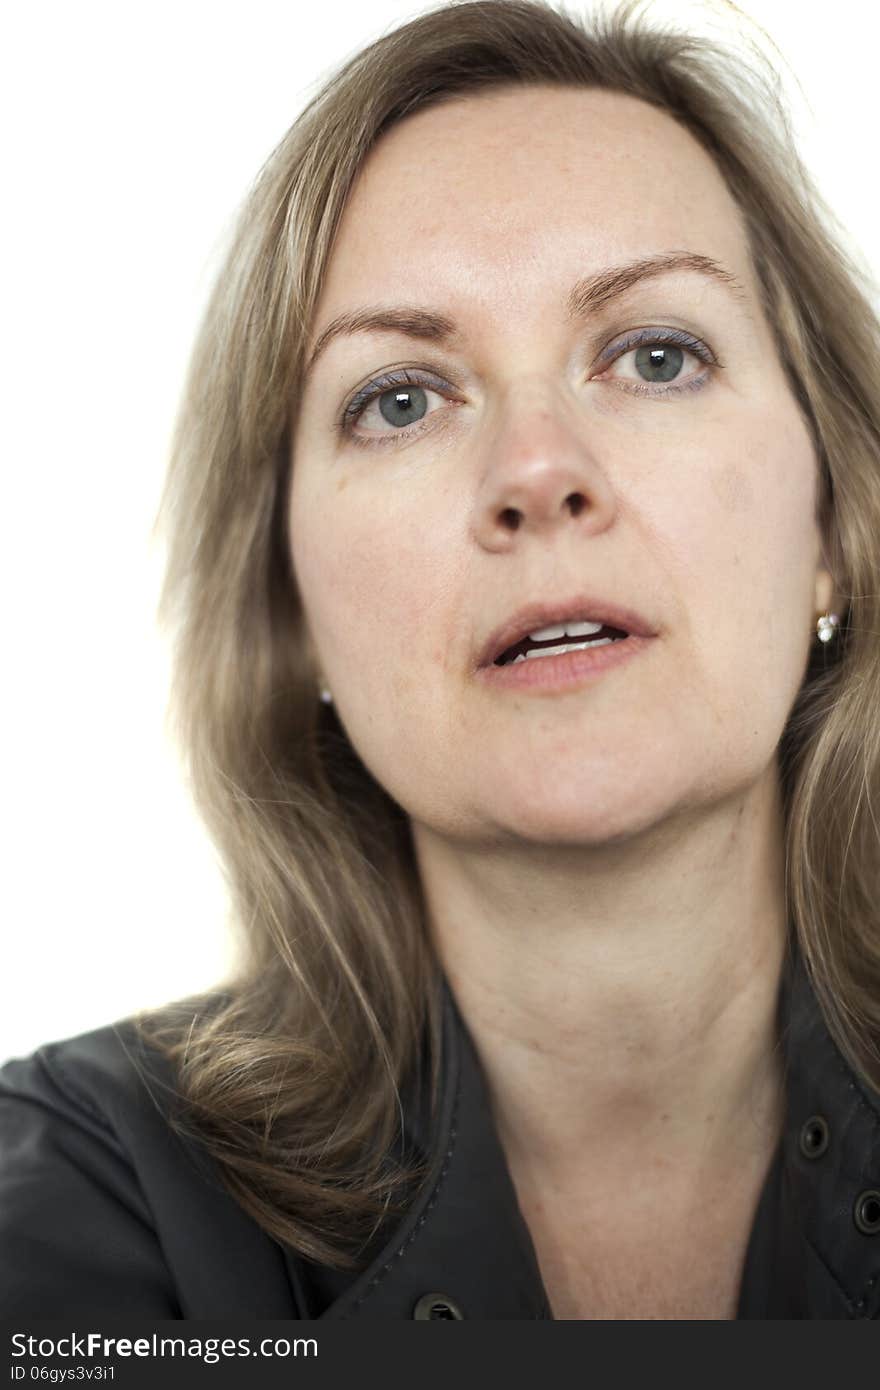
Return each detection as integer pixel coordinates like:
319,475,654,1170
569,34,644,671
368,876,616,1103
339,365,460,438
337,366,464,447
593,325,721,373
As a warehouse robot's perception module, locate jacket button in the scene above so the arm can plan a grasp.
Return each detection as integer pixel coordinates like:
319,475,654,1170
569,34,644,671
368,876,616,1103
853,1190,880,1235
798,1115,830,1159
412,1293,465,1320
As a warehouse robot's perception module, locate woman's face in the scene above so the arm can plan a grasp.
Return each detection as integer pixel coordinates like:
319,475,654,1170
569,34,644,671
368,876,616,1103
288,86,833,845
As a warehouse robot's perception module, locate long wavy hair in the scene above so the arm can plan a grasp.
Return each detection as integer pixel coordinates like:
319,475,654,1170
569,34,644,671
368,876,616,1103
135,0,880,1271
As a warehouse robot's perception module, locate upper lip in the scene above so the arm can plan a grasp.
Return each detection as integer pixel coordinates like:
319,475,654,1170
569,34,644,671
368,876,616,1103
477,594,658,667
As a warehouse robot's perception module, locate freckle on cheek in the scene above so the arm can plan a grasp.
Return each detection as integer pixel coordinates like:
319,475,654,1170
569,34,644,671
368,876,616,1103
713,463,752,513
336,475,349,493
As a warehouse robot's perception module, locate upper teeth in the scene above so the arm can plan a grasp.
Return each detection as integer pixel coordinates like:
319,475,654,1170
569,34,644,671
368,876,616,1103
527,619,604,641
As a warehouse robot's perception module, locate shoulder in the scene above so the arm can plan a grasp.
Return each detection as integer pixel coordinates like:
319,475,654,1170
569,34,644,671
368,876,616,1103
0,1000,300,1318
1,1014,170,1134
0,1014,182,1316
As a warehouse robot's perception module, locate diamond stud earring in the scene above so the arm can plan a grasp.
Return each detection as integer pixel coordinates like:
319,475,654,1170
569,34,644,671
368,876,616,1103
319,685,333,704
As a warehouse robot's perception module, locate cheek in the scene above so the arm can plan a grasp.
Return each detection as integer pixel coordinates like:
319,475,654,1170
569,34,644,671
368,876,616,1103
653,414,819,734
710,457,754,515
289,475,456,699
658,404,816,605
290,476,469,821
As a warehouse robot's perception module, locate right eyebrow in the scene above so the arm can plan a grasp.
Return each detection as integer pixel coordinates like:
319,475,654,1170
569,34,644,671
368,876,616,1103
302,251,749,380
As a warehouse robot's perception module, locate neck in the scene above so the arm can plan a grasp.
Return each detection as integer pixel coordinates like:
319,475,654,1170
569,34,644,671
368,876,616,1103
411,766,789,1191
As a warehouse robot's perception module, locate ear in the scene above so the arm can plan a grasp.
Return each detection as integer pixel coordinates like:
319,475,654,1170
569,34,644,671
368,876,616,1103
813,498,844,618
813,565,846,621
297,621,327,697
814,567,834,616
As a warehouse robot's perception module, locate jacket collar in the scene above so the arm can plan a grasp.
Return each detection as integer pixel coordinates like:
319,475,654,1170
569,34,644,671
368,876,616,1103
305,945,880,1319
314,972,550,1319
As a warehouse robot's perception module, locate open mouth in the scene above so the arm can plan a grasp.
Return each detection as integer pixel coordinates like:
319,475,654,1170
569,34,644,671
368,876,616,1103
494,624,629,665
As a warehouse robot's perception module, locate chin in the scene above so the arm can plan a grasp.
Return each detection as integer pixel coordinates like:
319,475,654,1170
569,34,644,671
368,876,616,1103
481,780,668,848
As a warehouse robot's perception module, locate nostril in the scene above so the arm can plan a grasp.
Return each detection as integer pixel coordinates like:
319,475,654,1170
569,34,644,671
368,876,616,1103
499,506,522,529
567,492,586,516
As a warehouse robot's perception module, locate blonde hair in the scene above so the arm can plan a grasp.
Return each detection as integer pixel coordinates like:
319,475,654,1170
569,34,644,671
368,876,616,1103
136,0,880,1271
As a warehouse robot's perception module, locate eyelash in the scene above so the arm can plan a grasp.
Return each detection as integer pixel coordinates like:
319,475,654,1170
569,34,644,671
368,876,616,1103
338,327,721,447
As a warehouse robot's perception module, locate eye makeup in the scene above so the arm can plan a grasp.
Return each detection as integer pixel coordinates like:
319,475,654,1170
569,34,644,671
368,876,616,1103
333,323,723,447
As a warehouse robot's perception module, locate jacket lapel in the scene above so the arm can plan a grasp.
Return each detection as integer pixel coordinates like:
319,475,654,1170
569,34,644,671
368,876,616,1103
316,979,550,1319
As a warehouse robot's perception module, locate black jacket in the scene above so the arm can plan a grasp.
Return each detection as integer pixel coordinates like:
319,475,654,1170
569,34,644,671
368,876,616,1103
2,949,879,1319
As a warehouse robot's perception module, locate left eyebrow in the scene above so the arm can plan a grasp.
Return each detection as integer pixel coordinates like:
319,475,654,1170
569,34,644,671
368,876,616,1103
303,251,749,380
566,250,749,317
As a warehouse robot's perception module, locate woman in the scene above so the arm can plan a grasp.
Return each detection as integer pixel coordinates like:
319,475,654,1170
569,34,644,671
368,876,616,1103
2,0,879,1321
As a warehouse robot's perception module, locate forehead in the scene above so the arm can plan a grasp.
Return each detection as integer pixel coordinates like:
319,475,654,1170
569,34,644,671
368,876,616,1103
317,85,755,317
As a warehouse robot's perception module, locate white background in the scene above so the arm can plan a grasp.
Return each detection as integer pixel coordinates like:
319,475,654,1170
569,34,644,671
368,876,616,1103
3,1,878,1061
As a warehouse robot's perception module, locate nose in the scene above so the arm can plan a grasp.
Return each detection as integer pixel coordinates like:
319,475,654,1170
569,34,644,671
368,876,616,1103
472,388,617,551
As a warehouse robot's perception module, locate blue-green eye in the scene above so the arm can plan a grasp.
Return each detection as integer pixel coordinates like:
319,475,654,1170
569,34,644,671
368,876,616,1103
339,328,718,447
341,369,450,438
600,328,717,393
633,343,684,382
378,386,429,428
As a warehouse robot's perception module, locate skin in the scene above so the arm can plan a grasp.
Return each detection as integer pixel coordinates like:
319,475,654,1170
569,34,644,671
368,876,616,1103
288,86,840,1309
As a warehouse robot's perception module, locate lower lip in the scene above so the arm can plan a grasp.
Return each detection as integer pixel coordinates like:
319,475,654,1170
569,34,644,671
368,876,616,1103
476,635,653,692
